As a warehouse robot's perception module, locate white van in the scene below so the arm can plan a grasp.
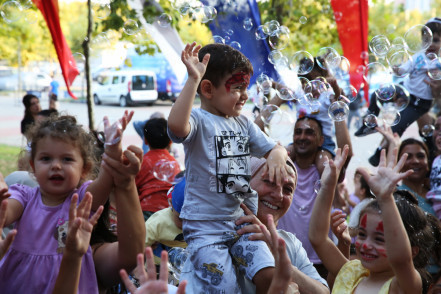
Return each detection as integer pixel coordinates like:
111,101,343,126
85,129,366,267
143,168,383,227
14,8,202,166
93,70,158,107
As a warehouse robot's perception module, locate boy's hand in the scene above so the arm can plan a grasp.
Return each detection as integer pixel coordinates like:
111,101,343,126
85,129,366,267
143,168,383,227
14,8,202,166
262,145,294,186
65,192,103,258
182,42,210,82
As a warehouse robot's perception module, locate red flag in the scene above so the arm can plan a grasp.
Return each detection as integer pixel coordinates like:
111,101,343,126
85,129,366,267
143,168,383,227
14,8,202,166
331,0,369,103
32,0,79,99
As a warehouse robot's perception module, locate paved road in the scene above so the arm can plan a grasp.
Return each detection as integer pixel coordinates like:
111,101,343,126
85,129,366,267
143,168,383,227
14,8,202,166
0,91,421,192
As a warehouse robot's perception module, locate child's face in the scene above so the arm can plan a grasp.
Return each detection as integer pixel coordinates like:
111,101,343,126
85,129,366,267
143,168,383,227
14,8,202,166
31,136,86,205
427,33,441,56
355,212,391,274
208,70,250,118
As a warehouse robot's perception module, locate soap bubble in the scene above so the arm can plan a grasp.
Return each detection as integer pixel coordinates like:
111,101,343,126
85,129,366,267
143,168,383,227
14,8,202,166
387,50,412,78
334,11,343,21
386,24,396,34
379,105,401,126
93,3,111,19
96,117,123,145
328,101,349,122
428,58,441,80
421,124,435,137
157,13,172,27
265,20,280,36
376,83,410,112
153,159,180,183
243,17,253,31
277,87,296,101
299,16,307,24
255,25,268,40
123,19,140,35
24,9,38,24
317,47,341,70
268,26,290,50
268,50,284,65
260,105,282,125
404,24,433,53
230,41,241,51
360,51,369,61
256,73,272,94
342,85,358,103
290,51,314,75
369,35,391,57
375,83,396,101
193,5,217,23
364,114,378,128
212,35,225,44
1,1,22,23
304,80,327,100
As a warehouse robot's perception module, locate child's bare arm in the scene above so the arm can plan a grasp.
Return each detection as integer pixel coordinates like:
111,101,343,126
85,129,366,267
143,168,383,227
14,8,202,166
168,42,210,138
262,144,293,186
88,111,134,210
357,149,421,294
331,210,351,259
309,145,349,277
0,200,17,260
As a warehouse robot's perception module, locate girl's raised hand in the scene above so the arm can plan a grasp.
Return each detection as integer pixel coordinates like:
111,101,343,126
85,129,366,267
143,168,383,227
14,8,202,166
357,148,413,200
120,247,187,294
321,145,349,189
0,200,16,260
64,192,103,257
181,42,210,82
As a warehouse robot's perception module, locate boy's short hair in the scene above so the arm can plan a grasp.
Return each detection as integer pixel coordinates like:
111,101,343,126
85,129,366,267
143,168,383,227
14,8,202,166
426,17,441,35
143,118,171,149
197,43,253,94
167,178,186,214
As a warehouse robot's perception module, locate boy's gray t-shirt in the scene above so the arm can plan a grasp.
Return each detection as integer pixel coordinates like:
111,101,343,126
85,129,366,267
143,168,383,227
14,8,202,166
168,108,275,220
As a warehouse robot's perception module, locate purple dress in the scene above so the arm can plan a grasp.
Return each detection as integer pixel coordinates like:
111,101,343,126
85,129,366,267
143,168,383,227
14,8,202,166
0,182,98,294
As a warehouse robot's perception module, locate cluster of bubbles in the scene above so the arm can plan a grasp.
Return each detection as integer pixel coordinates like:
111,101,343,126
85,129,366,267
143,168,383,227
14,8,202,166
168,247,189,283
0,0,37,24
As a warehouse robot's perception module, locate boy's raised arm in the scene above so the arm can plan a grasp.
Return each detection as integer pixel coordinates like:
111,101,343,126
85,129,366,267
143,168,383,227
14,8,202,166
168,42,210,138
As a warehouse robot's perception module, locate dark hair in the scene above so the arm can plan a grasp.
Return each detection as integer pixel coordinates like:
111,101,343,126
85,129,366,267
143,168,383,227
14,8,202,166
426,18,441,36
197,43,253,94
355,171,375,199
359,192,435,293
398,138,430,160
295,115,324,136
22,94,38,120
38,109,58,118
143,118,171,149
27,115,97,181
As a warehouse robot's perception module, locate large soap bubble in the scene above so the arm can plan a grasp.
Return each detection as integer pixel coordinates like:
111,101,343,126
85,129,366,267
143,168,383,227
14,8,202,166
376,83,410,112
369,35,391,58
290,51,314,75
1,1,22,23
328,101,349,122
404,24,433,53
316,47,341,70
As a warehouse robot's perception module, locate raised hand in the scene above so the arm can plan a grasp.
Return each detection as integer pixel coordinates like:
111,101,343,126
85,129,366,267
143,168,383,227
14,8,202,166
120,247,187,294
260,214,299,294
0,200,16,260
357,148,413,200
101,145,143,188
330,210,351,249
181,42,210,82
320,145,349,189
64,192,103,257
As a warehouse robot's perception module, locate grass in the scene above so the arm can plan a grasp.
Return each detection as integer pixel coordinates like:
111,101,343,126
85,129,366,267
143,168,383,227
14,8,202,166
0,144,22,178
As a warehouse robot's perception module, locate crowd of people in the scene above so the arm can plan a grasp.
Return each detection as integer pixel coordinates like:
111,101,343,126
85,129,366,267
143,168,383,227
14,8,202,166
1,16,441,294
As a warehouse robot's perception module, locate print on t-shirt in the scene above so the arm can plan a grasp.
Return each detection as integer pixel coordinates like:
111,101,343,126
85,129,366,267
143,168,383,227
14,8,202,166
215,133,251,199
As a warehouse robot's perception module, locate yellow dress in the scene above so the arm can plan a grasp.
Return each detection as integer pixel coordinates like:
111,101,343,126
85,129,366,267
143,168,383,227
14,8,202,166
332,260,393,293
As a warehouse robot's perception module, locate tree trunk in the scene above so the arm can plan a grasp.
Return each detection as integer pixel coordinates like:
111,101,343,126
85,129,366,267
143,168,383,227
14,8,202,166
83,0,95,131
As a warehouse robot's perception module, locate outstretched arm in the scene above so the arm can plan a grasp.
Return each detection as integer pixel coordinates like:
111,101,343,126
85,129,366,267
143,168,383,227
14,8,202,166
120,247,187,294
0,200,16,260
52,192,103,294
93,145,146,288
357,149,421,294
87,110,134,210
309,146,350,277
168,42,210,138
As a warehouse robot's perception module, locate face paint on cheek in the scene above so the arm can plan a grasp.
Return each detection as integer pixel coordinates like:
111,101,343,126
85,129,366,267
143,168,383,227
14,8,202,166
355,241,361,249
362,243,369,250
377,248,387,257
360,214,367,229
375,221,384,233
224,72,250,92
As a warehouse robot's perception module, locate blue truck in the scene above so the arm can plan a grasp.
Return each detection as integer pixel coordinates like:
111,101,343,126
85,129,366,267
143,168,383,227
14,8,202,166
124,48,185,102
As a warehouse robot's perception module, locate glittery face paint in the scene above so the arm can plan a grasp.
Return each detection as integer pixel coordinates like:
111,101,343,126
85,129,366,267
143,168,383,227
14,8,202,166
224,72,250,92
375,221,384,233
360,214,367,228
